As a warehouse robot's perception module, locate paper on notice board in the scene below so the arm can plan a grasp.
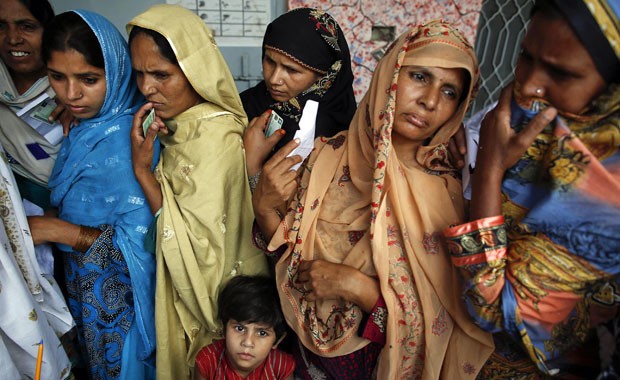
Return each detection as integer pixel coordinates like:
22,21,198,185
288,100,318,171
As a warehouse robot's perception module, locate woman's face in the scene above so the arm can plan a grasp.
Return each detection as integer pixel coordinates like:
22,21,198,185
392,65,466,145
130,33,202,120
47,49,106,120
515,12,606,114
262,49,321,102
0,0,45,78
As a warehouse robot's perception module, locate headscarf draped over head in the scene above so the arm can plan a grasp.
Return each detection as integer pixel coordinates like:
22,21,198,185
128,5,267,379
241,7,356,147
127,5,246,125
545,0,620,83
448,1,620,374
47,8,157,367
271,20,492,379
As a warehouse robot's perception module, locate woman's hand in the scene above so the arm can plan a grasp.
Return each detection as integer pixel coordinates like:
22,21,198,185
28,215,80,246
447,124,467,169
131,103,166,173
477,84,556,175
252,138,302,240
48,100,77,135
470,83,557,220
244,110,286,176
130,102,167,214
296,259,380,313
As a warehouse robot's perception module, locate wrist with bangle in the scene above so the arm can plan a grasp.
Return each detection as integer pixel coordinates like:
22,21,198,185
73,225,102,253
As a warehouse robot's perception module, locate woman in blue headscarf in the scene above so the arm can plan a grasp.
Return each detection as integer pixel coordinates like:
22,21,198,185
28,10,157,379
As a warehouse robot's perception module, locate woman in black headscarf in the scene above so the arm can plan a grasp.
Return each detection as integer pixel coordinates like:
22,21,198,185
241,8,356,180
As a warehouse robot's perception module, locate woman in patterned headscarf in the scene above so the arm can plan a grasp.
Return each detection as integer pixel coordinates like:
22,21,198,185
445,0,620,378
241,8,356,184
252,20,493,379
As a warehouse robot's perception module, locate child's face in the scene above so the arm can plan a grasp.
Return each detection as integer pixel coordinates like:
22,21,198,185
225,319,278,377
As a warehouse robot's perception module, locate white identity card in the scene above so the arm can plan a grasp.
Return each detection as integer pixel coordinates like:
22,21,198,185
288,100,318,171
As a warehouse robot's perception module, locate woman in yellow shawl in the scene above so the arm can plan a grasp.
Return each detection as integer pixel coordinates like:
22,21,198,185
127,5,268,379
253,20,493,379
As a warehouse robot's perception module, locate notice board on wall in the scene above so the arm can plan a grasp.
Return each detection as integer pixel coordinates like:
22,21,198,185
289,0,482,102
167,0,272,46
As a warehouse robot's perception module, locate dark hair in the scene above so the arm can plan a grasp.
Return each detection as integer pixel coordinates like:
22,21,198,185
41,11,104,69
218,275,286,340
530,0,563,18
19,0,55,27
128,26,178,65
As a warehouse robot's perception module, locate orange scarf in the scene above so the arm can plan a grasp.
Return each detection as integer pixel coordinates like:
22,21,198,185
270,20,493,379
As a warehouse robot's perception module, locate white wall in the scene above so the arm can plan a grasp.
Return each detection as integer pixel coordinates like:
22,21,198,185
48,0,288,91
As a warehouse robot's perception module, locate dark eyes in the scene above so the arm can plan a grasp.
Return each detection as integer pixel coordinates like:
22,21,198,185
0,22,39,32
408,71,425,82
443,88,457,99
286,67,300,74
82,77,99,85
20,23,38,32
518,48,532,62
406,70,459,99
154,72,169,80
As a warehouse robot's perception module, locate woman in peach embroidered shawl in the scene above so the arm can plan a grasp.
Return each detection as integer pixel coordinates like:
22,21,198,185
253,20,493,379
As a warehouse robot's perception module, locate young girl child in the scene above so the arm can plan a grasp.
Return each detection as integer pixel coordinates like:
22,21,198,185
194,276,295,380
30,10,157,379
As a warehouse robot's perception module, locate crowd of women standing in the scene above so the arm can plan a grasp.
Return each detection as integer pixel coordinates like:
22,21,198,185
0,0,618,379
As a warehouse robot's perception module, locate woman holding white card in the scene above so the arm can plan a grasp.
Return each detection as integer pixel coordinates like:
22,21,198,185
251,20,493,379
241,8,357,184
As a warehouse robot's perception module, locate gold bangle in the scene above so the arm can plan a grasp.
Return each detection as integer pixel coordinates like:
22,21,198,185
73,225,102,253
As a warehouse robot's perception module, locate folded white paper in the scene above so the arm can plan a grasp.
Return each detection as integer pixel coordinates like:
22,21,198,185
288,100,318,171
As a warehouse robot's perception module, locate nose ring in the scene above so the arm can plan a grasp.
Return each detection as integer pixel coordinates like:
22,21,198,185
277,79,283,85
535,88,543,96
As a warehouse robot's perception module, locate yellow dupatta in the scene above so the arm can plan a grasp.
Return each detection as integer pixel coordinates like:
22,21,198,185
270,21,493,379
128,5,268,379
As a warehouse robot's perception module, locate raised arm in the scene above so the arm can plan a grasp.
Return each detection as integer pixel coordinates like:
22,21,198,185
470,84,556,220
243,109,286,177
130,103,167,214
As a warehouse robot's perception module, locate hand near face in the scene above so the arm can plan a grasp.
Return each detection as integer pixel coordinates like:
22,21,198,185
477,83,557,176
130,102,166,173
296,259,380,313
244,110,286,176
47,100,78,135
